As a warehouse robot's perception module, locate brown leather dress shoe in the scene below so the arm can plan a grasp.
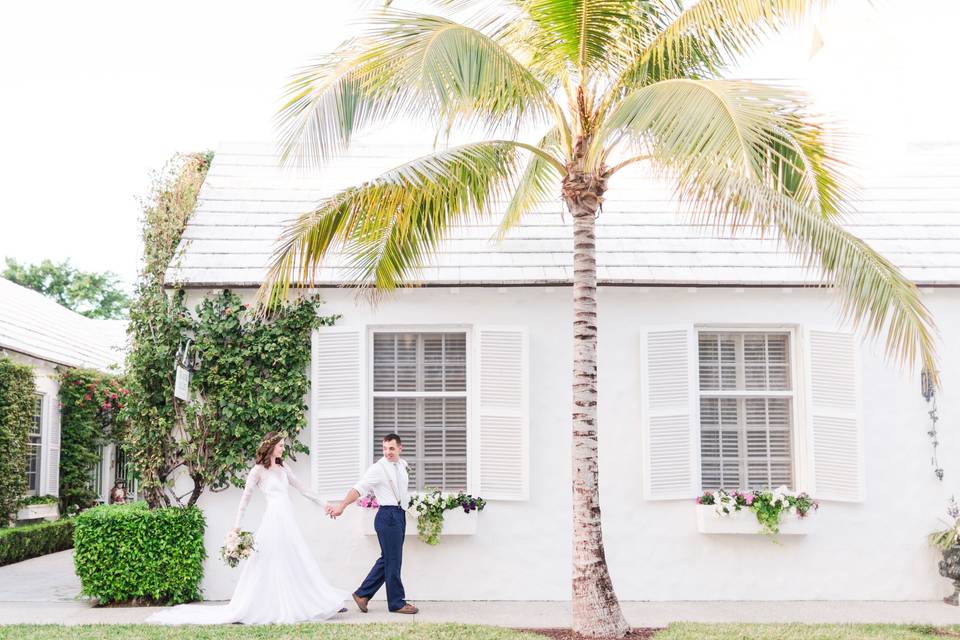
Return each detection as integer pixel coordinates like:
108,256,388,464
352,593,369,613
393,603,419,614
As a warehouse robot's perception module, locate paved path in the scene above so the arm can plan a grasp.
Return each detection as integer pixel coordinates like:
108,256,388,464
0,550,81,603
2,550,960,627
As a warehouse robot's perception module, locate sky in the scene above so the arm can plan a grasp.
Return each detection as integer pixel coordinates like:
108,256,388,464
1,0,956,292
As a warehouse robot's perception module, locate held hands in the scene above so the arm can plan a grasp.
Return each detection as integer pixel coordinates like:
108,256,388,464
324,502,345,519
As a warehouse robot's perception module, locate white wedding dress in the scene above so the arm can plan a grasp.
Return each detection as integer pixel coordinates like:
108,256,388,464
147,463,348,625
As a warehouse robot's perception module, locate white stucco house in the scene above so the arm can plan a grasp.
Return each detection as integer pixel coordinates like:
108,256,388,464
0,277,128,508
167,140,960,603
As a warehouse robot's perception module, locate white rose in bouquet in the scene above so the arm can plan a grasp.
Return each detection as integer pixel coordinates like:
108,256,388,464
220,529,255,568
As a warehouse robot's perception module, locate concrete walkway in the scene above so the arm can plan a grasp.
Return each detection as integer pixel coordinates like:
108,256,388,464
3,550,960,627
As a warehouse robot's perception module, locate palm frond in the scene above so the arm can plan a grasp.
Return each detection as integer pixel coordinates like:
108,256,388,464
600,79,850,218
276,10,557,168
496,127,564,240
676,165,938,377
513,0,672,79
258,142,529,307
598,0,822,121
645,0,820,73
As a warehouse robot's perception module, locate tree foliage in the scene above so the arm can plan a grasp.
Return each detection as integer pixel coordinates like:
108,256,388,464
3,258,130,320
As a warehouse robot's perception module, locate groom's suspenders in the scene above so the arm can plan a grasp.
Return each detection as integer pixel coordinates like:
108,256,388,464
380,459,403,507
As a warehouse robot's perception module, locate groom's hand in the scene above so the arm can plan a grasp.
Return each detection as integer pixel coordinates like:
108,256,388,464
325,503,344,518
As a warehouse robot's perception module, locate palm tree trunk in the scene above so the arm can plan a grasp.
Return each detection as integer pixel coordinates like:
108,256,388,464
564,157,630,638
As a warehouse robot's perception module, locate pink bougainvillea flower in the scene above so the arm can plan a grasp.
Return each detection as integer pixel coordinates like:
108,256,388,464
84,394,92,401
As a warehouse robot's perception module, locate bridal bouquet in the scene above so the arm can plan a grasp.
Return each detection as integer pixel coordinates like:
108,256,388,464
220,529,255,568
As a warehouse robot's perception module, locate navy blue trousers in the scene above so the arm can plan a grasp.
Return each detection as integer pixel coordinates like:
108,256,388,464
356,505,406,611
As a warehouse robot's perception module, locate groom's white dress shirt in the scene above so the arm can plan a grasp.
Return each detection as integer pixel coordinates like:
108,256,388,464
354,457,410,509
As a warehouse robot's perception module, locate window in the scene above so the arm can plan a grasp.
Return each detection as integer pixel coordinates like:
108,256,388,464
114,446,138,499
25,395,43,494
372,332,467,492
88,445,105,499
698,331,794,491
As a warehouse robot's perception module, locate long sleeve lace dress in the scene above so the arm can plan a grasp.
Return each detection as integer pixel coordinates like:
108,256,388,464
147,463,347,625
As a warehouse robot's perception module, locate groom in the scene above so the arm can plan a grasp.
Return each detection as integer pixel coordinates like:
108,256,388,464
325,433,418,614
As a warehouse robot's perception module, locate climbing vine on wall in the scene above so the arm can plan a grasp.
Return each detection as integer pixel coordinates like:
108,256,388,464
123,152,211,508
0,358,35,526
174,290,338,505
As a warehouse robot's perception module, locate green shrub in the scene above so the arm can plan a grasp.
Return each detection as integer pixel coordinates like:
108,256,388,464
0,518,75,566
73,502,206,604
0,357,36,526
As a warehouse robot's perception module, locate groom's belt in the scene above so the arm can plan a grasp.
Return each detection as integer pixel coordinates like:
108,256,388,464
379,505,404,510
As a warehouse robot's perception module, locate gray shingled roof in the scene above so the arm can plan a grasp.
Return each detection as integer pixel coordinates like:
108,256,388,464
0,277,126,372
166,141,960,288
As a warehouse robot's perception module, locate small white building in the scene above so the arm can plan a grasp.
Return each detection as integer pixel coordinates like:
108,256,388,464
0,277,127,508
167,141,960,602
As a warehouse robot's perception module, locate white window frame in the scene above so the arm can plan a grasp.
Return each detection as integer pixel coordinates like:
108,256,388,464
694,324,808,493
366,325,474,495
26,393,45,496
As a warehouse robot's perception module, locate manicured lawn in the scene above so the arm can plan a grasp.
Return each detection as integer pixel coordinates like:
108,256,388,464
1,624,959,640
0,623,541,640
657,623,958,639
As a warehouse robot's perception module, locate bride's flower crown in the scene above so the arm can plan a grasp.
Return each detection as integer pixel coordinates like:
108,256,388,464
261,431,288,448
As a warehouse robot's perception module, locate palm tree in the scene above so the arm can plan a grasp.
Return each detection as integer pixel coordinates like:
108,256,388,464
260,1,938,636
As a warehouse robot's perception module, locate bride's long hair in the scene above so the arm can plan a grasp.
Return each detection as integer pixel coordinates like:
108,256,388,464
255,431,286,468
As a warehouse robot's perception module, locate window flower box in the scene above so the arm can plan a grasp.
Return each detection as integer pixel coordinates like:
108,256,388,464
696,504,815,535
695,487,818,536
359,506,478,537
16,502,59,522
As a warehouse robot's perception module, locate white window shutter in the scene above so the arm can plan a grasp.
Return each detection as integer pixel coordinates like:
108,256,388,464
311,326,366,498
640,326,698,500
43,396,60,497
476,326,529,500
804,328,864,502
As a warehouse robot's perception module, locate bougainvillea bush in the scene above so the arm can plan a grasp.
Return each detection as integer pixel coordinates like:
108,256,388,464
59,369,128,514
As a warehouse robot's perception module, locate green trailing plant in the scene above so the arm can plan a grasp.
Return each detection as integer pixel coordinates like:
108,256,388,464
0,357,35,526
59,369,128,515
408,490,486,545
124,152,211,508
16,495,58,507
73,502,205,605
0,517,74,566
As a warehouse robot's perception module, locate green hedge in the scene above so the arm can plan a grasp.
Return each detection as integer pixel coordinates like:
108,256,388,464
73,502,206,605
0,518,75,566
0,357,36,526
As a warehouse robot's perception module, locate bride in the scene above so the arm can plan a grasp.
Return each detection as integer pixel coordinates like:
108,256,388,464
147,431,348,625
